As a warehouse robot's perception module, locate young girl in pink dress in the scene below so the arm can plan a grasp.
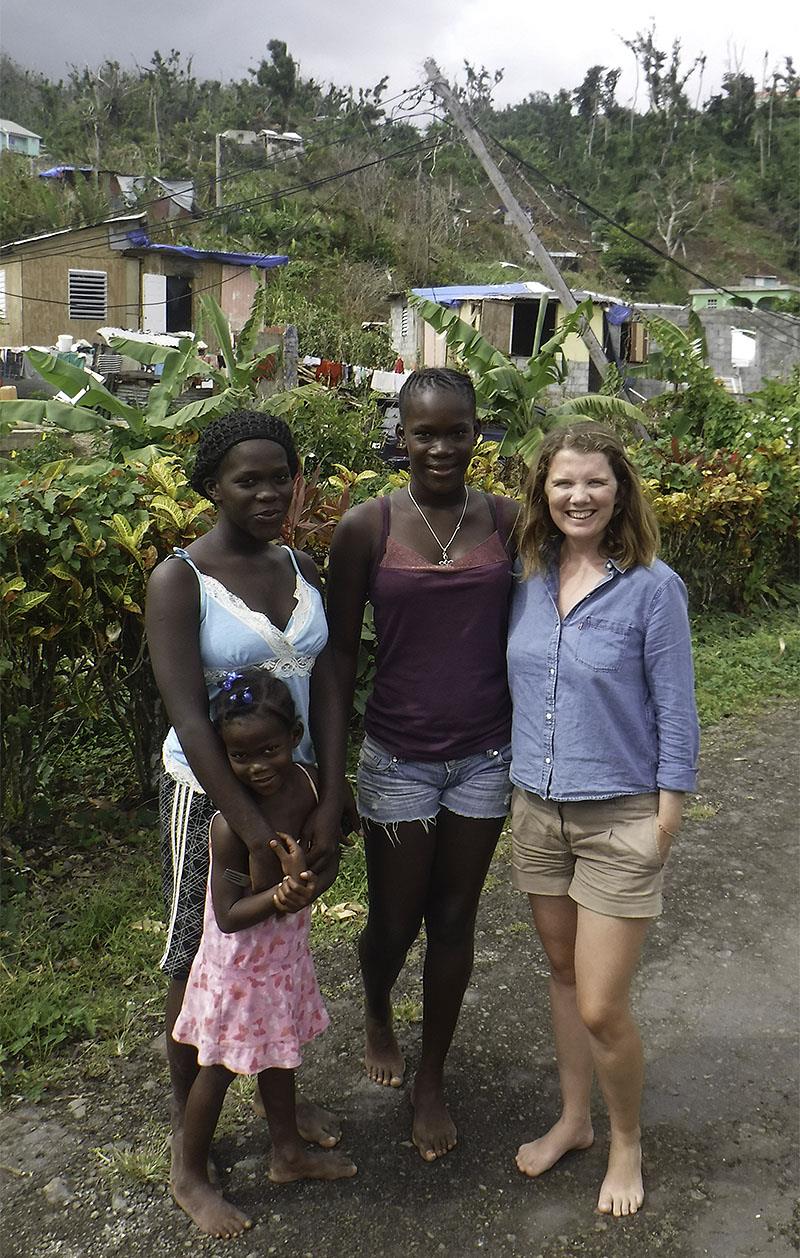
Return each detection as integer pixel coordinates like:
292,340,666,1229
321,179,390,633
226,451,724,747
172,669,357,1238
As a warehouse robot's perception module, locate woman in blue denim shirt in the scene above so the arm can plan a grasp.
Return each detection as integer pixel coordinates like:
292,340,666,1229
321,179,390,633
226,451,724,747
507,422,699,1217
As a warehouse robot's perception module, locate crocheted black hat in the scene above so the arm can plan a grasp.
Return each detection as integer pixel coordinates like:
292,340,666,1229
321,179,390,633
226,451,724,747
189,410,299,496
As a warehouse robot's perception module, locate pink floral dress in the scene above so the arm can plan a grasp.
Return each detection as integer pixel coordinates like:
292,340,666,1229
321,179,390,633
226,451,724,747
172,821,329,1075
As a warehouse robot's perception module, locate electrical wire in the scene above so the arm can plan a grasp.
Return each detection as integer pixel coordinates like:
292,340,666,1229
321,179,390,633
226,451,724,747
0,133,452,311
1,83,430,265
476,125,800,334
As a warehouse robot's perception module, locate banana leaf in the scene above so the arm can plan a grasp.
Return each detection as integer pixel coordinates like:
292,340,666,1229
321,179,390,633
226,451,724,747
25,349,138,422
105,331,207,375
0,397,112,432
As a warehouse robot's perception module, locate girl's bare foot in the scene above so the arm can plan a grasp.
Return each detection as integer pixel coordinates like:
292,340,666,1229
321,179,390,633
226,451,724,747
410,1075,457,1161
516,1116,594,1178
268,1146,357,1183
597,1132,644,1216
252,1092,342,1148
171,1173,252,1238
364,1011,404,1087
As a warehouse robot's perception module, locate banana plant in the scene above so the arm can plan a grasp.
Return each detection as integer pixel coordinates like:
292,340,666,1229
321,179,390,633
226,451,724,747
0,290,277,465
411,294,649,461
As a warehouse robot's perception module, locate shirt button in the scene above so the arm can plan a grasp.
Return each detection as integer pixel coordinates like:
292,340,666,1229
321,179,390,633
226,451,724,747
606,561,612,570
546,713,552,720
549,668,555,675
545,757,551,764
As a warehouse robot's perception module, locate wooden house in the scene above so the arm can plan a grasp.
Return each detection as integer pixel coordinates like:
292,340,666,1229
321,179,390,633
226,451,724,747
0,213,288,348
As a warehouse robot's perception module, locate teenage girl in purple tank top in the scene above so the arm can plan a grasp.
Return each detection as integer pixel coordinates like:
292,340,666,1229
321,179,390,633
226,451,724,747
327,368,519,1162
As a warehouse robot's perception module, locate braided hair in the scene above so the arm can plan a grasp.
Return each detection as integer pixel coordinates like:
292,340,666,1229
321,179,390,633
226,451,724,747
189,410,299,496
398,367,476,420
210,669,299,734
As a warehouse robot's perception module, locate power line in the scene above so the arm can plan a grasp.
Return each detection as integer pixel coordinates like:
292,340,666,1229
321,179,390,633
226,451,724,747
0,133,450,310
477,125,800,335
0,84,429,265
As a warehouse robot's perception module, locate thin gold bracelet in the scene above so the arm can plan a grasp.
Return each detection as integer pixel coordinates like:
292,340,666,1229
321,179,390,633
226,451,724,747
657,823,679,839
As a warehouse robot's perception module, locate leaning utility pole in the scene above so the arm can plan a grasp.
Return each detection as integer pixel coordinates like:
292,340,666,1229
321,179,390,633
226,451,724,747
424,59,610,382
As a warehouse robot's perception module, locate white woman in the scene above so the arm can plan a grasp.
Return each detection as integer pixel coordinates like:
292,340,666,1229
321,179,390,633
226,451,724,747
506,421,699,1216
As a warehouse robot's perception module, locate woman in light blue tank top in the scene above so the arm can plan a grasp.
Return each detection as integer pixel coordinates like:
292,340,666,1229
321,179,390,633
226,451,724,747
146,411,347,1176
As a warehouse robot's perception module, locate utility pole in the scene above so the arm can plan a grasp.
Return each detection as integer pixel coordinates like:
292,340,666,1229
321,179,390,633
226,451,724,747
424,59,610,383
215,132,223,209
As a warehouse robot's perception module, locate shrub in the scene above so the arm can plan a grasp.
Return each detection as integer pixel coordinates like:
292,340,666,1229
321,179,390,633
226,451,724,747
0,455,212,839
634,431,799,610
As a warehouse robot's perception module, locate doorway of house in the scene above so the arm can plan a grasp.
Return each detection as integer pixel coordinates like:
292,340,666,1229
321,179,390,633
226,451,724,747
166,276,192,333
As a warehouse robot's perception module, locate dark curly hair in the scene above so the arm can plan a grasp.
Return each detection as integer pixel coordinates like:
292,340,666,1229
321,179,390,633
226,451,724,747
210,669,299,734
189,410,299,496
398,367,476,420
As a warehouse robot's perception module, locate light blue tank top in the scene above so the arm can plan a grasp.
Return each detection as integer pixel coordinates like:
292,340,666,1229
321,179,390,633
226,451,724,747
161,546,328,792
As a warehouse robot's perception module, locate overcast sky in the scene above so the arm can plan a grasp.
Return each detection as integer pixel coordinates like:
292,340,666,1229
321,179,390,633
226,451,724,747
1,0,796,112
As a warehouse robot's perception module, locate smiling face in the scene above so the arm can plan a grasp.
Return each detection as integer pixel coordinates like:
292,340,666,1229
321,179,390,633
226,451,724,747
222,711,301,796
544,449,619,552
205,439,294,540
399,388,480,497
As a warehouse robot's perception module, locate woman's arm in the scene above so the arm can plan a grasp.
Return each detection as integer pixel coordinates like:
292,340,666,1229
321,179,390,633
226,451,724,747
145,558,278,891
326,501,380,723
293,550,346,879
643,574,700,851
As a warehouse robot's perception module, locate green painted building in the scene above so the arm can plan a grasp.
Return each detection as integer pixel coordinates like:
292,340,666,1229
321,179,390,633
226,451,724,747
690,275,800,312
0,119,41,158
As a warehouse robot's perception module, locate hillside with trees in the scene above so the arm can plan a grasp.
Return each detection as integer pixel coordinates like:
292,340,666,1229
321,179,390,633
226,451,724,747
1,32,798,330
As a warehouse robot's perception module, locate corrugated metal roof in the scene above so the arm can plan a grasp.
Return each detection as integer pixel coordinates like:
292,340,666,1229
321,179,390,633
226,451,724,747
0,213,146,253
0,118,42,139
410,282,622,306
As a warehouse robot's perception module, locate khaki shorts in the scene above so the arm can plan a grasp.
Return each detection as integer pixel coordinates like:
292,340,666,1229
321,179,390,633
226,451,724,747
511,787,667,919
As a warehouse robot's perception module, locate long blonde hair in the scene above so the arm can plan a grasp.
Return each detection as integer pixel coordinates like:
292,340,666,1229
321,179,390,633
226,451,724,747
517,422,659,578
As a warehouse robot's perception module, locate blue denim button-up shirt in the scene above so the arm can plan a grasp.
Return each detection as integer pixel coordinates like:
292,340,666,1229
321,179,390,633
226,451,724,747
507,556,699,800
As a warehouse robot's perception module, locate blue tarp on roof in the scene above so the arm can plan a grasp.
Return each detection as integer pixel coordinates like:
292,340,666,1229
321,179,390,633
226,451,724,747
126,228,288,270
411,282,551,307
39,165,94,178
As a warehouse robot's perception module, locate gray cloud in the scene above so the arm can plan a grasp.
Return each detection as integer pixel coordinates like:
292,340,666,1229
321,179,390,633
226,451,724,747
1,0,796,109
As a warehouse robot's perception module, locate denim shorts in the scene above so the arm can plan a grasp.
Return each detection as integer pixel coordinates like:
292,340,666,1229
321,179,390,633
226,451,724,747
356,733,512,830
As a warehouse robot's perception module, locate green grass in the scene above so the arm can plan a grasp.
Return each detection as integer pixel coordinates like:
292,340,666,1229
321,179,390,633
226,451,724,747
2,603,797,1100
692,604,800,726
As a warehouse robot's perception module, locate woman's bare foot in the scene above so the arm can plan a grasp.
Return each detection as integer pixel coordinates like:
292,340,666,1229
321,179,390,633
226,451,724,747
597,1131,644,1216
410,1075,457,1161
364,1010,404,1087
268,1146,357,1183
252,1093,342,1148
171,1172,252,1237
516,1115,594,1178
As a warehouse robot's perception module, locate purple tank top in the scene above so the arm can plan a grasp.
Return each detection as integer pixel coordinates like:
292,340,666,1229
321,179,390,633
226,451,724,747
364,494,514,760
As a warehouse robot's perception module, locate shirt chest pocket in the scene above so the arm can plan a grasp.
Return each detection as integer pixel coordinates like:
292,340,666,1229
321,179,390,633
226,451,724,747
571,616,631,672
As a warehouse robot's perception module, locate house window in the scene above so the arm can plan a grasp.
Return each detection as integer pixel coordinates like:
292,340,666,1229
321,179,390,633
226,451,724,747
706,297,718,310
400,304,409,341
68,269,107,320
0,269,6,320
510,299,556,357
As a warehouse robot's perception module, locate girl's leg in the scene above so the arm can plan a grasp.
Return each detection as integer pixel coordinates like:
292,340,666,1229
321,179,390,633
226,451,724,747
171,1064,251,1237
516,894,595,1177
359,819,437,1086
259,1069,357,1182
412,809,503,1160
574,906,650,1216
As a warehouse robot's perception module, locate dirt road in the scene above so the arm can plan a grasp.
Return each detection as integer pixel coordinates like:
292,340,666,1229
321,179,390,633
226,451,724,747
2,706,798,1257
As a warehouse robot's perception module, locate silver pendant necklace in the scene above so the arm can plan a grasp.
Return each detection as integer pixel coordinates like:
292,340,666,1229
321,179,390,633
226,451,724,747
406,485,469,566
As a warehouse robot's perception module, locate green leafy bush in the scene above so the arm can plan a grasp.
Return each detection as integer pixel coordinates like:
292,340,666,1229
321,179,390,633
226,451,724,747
634,430,799,610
